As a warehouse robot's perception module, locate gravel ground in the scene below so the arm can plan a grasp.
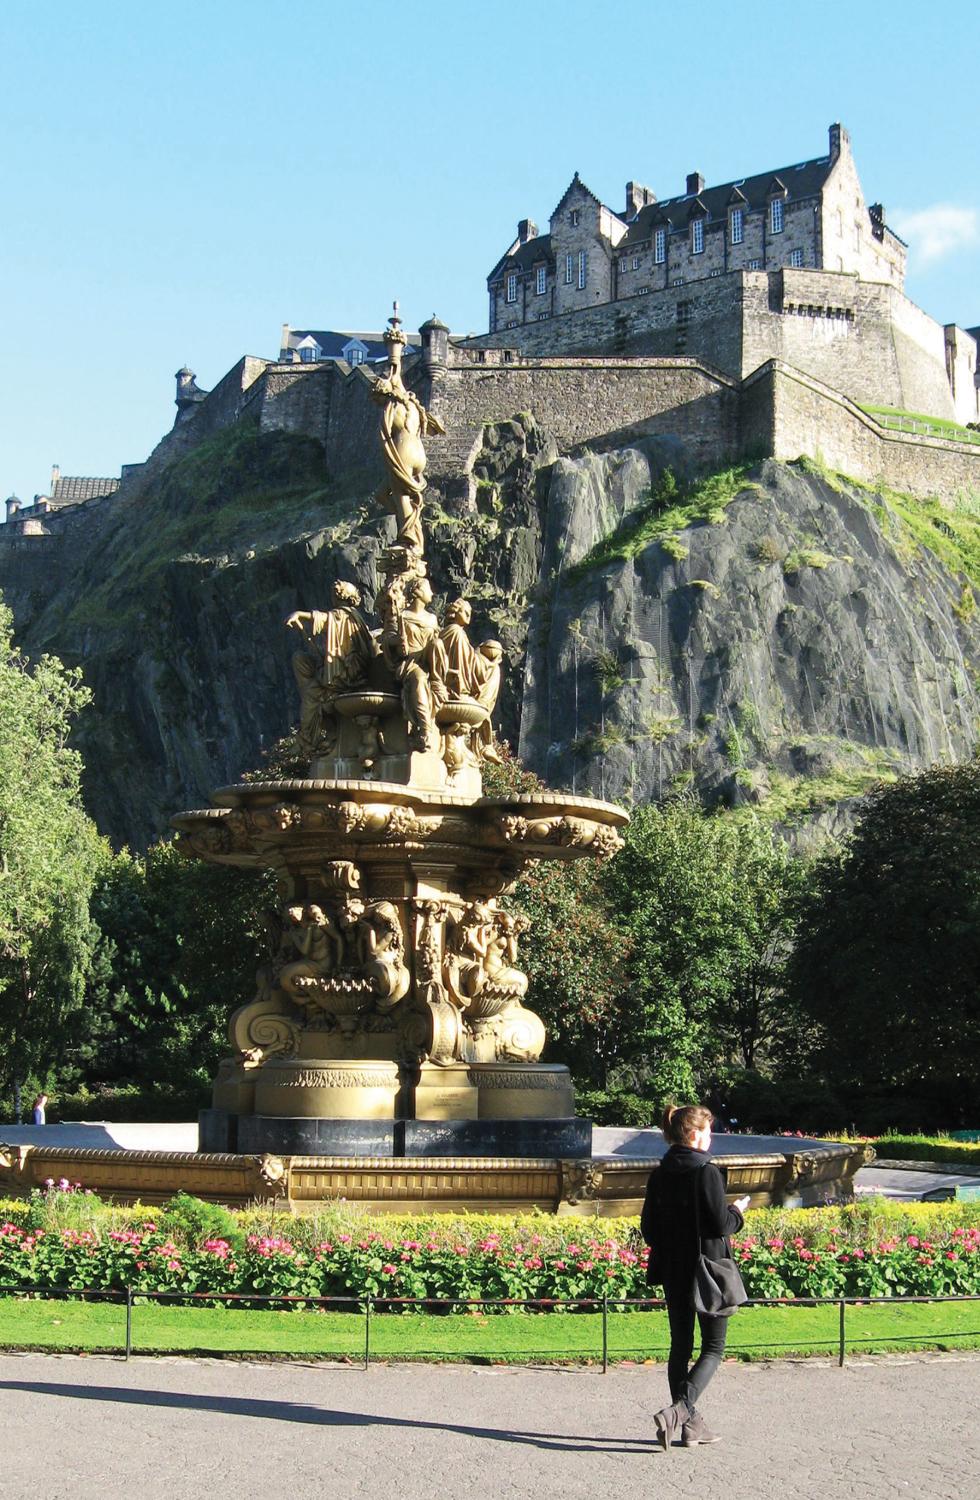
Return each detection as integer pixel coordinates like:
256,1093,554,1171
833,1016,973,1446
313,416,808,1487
1,1348,977,1500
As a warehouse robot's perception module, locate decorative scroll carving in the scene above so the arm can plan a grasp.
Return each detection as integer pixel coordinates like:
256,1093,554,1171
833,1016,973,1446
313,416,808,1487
495,813,623,859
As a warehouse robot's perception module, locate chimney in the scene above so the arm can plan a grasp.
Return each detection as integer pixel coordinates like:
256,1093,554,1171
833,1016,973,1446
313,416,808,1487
50,463,61,493
5,495,21,522
625,181,656,217
829,123,850,160
686,172,705,197
517,218,538,244
280,322,291,360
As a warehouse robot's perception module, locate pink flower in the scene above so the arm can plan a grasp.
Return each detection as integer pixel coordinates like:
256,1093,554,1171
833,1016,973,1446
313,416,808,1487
853,1249,865,1260
946,1251,958,1261
382,1264,396,1275
166,1259,180,1271
907,1236,920,1248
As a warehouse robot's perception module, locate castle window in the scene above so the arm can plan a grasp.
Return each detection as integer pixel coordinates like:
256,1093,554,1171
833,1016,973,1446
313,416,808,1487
691,218,705,254
854,225,861,251
654,228,667,264
506,273,518,303
570,209,580,227
346,347,365,366
770,198,784,234
730,207,744,244
620,257,628,273
565,253,573,284
836,210,844,237
578,250,587,289
748,258,762,271
536,265,547,295
632,255,640,270
638,286,649,295
790,249,804,268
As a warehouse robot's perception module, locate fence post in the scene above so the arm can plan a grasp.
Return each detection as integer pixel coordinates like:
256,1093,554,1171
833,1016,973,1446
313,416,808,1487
838,1298,846,1368
125,1286,133,1361
364,1294,372,1371
601,1292,609,1375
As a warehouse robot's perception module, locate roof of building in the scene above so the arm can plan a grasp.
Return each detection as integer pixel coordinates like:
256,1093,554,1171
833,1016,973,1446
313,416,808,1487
488,234,554,282
286,328,421,361
50,476,119,505
620,155,834,245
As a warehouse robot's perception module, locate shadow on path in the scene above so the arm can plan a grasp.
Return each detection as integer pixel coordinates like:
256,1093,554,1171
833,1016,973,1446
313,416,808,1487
0,1380,653,1453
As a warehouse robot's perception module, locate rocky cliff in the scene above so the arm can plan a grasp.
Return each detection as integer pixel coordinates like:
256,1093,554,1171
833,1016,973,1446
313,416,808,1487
2,413,978,849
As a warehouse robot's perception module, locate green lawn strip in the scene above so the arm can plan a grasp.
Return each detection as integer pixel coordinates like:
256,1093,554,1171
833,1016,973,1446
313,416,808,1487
0,1299,978,1362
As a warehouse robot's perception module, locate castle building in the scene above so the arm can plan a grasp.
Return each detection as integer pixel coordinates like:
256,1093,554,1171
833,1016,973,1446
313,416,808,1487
3,466,120,532
481,124,978,427
278,325,420,367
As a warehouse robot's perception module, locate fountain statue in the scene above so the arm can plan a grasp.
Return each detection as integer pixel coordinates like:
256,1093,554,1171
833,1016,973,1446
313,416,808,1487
176,305,628,1158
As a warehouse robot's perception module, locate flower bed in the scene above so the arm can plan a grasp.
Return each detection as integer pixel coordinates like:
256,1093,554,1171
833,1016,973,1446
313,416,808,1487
0,1188,978,1307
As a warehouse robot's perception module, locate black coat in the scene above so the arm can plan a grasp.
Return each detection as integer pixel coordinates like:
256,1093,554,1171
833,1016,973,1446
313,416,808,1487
640,1144,745,1292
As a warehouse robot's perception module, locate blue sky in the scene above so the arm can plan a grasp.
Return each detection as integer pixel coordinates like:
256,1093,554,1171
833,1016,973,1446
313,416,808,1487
2,0,978,504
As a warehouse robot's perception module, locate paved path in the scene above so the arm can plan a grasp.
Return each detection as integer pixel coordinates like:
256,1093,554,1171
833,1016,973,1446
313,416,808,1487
1,1350,977,1499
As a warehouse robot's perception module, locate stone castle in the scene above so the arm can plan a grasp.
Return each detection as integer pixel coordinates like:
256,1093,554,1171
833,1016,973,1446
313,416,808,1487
3,124,979,546
480,124,978,428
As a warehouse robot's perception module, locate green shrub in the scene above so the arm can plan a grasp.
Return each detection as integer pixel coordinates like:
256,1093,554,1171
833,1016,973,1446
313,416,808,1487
157,1192,243,1250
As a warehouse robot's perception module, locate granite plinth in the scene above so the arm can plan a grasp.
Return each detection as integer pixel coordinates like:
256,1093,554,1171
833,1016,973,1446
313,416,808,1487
400,1118,592,1159
201,1109,592,1159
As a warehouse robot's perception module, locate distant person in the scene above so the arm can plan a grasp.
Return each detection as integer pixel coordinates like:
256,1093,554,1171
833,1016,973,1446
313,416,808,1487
32,1093,47,1126
640,1104,751,1450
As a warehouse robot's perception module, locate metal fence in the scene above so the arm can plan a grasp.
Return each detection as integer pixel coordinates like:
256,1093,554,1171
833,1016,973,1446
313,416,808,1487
1,1287,979,1370
871,413,980,445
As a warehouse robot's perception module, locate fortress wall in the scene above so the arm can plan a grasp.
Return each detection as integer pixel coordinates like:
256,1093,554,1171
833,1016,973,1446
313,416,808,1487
428,359,740,472
470,275,747,378
258,363,334,440
469,269,958,421
753,361,980,502
0,533,66,630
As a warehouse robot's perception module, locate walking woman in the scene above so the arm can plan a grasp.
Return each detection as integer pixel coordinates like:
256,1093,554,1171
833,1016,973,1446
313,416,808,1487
640,1104,750,1450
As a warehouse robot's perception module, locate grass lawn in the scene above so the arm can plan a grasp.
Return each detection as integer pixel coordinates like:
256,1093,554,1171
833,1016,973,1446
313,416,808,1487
0,1299,978,1363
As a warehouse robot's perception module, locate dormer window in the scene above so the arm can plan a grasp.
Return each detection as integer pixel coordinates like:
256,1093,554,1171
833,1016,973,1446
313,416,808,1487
691,218,705,254
730,207,744,245
570,209,580,227
506,272,518,303
298,345,318,363
536,265,547,295
654,227,667,263
770,198,784,234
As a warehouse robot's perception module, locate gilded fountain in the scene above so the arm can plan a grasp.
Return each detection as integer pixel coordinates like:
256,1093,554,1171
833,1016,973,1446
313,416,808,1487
175,306,629,1157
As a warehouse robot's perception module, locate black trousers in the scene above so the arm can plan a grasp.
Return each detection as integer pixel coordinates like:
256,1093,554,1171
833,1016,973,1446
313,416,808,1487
665,1292,728,1407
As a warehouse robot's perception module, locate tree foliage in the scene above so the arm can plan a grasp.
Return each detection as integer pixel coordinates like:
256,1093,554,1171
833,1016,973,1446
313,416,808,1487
604,798,802,1104
786,762,980,1127
0,598,107,1108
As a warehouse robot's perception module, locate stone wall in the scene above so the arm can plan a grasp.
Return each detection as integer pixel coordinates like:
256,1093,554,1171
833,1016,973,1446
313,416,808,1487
425,358,741,478
746,360,980,502
468,267,965,421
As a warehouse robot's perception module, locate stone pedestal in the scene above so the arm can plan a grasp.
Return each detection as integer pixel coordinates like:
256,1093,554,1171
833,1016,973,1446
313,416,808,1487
470,1063,577,1120
414,1061,479,1120
253,1059,401,1120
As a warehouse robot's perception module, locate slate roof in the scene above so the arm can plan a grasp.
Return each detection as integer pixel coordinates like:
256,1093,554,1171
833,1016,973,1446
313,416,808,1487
620,155,834,246
50,476,119,505
288,329,420,361
488,234,553,283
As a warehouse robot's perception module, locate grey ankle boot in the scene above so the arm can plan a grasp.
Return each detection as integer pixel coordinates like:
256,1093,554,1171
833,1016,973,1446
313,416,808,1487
653,1398,690,1452
681,1410,722,1446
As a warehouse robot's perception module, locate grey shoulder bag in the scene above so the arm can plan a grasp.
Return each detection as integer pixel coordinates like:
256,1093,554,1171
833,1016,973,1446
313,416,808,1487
691,1164,748,1318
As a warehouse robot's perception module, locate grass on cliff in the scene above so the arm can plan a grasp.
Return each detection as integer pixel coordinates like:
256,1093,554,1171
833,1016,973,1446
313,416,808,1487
2,1298,979,1362
65,422,376,634
564,464,762,583
794,455,980,588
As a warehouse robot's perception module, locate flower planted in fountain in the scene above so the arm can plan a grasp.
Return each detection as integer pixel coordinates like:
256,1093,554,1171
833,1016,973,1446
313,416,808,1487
175,306,628,1158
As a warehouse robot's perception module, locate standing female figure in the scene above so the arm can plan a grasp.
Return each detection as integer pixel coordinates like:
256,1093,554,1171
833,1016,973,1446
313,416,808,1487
640,1104,750,1450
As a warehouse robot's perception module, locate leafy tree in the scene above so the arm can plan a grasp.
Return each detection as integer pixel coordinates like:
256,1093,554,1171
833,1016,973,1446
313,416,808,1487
480,751,630,1083
0,598,107,1114
786,762,980,1128
73,843,276,1108
604,798,802,1105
